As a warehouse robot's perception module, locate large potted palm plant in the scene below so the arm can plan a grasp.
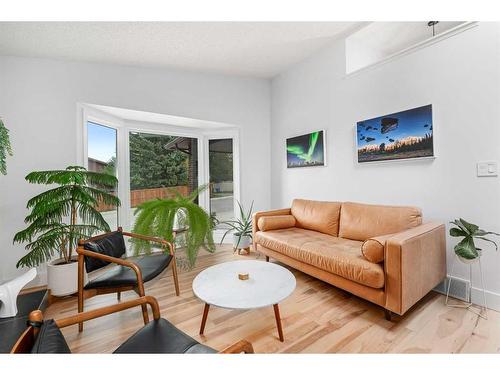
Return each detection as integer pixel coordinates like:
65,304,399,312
14,166,120,296
132,185,215,268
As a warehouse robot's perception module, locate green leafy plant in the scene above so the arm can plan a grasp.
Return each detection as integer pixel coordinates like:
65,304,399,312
132,185,215,268
449,218,499,260
14,166,120,267
0,118,13,175
219,201,253,249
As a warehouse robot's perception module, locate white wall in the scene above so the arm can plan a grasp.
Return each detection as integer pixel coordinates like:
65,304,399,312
0,56,271,283
271,23,500,308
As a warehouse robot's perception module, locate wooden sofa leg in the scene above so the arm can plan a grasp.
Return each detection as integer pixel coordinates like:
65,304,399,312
384,309,393,321
265,256,269,262
117,291,121,300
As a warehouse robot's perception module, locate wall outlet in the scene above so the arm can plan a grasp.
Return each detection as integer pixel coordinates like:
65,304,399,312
477,161,498,177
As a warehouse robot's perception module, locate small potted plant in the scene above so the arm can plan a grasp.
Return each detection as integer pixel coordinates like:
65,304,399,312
449,218,499,264
220,201,253,254
14,166,120,296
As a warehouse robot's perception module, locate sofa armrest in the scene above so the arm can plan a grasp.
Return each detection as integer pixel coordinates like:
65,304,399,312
384,222,446,315
252,208,291,250
252,208,291,232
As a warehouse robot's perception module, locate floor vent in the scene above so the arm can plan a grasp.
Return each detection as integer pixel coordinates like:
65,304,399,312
434,277,469,302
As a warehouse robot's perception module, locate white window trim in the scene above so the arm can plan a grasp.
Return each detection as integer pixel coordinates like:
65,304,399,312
203,129,241,244
77,104,126,228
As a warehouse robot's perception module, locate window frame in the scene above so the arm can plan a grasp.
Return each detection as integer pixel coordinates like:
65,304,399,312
77,105,126,228
203,129,241,234
77,104,240,237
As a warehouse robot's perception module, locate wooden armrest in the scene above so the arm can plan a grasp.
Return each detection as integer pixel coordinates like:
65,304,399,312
76,247,143,282
219,340,254,354
11,296,161,353
56,296,160,328
122,231,175,256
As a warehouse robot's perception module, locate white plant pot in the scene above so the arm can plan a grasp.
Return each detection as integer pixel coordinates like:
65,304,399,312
233,234,251,249
457,249,482,264
47,256,84,296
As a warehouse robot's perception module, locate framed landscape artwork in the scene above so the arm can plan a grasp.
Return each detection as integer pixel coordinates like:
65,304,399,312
356,104,434,163
286,130,325,168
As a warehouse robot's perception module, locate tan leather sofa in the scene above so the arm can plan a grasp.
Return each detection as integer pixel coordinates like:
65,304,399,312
252,199,446,319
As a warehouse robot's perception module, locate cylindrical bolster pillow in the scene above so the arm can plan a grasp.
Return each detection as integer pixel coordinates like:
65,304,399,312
258,215,296,232
361,234,394,263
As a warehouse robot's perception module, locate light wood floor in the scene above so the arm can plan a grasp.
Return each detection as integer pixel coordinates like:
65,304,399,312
45,246,500,353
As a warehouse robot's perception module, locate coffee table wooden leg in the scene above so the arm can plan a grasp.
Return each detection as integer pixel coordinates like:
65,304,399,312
273,304,284,342
200,303,210,335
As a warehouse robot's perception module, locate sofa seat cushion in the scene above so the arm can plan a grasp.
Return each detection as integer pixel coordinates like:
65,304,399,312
255,228,384,288
85,253,172,289
114,318,217,354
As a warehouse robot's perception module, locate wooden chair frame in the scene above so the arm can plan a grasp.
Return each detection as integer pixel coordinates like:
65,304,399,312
11,296,253,354
77,227,180,332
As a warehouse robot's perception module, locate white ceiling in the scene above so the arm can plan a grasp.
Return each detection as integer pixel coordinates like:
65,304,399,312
0,22,362,78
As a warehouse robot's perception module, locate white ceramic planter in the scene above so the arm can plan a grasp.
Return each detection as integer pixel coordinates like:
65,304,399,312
233,234,251,249
457,249,482,264
47,256,83,296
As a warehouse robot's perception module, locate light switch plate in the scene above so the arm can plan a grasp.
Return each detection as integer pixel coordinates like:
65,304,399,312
477,161,498,177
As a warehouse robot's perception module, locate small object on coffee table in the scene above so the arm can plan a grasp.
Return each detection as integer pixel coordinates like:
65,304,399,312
193,260,296,342
238,272,249,280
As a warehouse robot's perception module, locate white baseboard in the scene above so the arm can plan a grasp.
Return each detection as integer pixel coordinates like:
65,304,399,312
470,286,500,313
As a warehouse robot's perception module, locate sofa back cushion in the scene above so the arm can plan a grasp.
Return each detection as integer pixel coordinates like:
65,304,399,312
339,202,422,241
291,199,341,236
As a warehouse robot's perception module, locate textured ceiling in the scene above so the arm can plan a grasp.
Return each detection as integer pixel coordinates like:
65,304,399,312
0,22,362,78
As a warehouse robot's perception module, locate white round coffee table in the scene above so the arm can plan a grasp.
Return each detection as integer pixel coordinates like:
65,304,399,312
192,260,296,342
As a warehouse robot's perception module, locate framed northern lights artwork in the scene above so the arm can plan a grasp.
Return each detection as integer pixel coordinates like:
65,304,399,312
286,130,325,168
356,104,434,163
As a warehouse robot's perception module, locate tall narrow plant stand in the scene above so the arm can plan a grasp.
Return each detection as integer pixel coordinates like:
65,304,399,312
445,254,488,319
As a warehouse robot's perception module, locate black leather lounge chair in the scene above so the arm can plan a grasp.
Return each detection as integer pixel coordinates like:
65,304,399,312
76,227,180,331
11,296,254,354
